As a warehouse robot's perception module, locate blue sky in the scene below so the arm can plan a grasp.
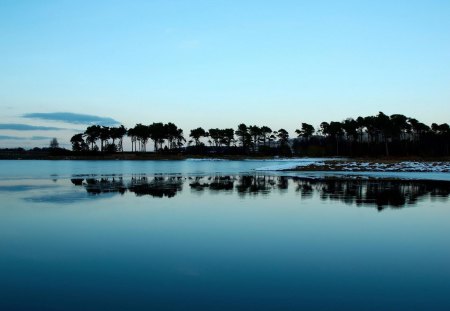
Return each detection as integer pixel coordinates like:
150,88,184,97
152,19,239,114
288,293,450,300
1,0,449,148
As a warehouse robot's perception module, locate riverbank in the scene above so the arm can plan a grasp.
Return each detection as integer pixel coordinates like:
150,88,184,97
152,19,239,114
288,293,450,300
283,158,450,173
1,150,449,163
0,151,280,161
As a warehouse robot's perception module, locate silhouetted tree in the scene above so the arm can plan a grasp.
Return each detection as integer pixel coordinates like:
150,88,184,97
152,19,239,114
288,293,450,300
295,123,315,140
373,112,392,156
99,126,111,152
189,127,207,146
165,122,179,150
432,123,450,155
208,128,222,147
277,128,289,146
174,128,186,149
127,127,137,152
110,125,127,152
49,138,59,149
222,128,235,147
134,123,151,152
260,126,272,147
321,121,343,155
236,123,251,152
408,118,430,141
248,125,261,152
72,112,448,157
84,125,101,151
149,122,165,151
70,134,88,152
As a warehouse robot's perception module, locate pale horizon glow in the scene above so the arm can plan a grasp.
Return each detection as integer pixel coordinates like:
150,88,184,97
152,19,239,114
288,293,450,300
0,0,449,148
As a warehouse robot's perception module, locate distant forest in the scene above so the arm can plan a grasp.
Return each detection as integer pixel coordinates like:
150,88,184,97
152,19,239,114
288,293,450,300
63,112,450,157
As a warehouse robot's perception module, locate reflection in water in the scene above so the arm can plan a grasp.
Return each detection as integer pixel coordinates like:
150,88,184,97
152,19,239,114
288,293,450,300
189,175,234,191
66,174,450,210
70,178,83,186
85,177,126,195
235,175,273,195
292,177,450,210
73,175,184,198
3,171,450,311
128,175,183,198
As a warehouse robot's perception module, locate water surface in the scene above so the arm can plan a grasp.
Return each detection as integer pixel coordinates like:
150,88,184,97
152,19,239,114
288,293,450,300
1,160,450,310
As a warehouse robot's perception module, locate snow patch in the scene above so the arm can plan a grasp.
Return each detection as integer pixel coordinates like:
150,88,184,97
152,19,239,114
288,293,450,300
327,161,450,173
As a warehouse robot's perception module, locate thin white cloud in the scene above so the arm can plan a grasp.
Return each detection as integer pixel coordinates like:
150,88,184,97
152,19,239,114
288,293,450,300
0,124,63,131
23,112,120,126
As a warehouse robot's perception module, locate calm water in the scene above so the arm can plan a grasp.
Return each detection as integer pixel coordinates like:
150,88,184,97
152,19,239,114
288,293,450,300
1,160,450,310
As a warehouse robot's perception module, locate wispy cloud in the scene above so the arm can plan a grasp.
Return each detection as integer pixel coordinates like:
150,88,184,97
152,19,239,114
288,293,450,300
23,112,120,126
0,135,54,141
0,135,25,140
0,124,63,131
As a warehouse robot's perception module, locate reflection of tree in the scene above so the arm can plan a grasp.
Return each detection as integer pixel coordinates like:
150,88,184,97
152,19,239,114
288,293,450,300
69,174,450,208
277,177,289,191
189,176,209,191
128,175,183,198
190,176,235,191
294,179,313,198
71,178,84,186
210,176,234,191
85,177,126,195
72,175,183,198
293,178,450,210
236,175,275,196
362,182,407,208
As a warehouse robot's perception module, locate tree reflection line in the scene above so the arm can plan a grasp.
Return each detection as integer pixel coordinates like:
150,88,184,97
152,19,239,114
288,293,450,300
71,175,450,210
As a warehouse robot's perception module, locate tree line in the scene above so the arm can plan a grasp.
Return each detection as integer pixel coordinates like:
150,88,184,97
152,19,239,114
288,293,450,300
70,112,450,157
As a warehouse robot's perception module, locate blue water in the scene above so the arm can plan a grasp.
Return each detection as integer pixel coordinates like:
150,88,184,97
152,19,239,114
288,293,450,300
0,159,306,179
2,159,449,181
1,160,450,310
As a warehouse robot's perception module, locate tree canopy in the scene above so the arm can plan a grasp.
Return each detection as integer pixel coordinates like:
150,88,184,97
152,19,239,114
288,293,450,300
67,112,449,157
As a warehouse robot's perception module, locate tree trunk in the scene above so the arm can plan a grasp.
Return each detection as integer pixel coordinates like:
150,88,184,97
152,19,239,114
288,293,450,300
336,137,339,156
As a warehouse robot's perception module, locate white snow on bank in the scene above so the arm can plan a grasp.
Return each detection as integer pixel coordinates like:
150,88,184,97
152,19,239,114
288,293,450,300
278,171,450,181
334,161,450,172
255,159,450,173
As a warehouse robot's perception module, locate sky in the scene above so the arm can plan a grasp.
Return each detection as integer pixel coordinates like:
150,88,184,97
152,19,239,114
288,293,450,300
0,0,449,149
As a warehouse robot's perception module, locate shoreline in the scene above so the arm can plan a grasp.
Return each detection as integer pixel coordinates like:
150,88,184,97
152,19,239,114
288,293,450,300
282,159,450,173
0,153,449,162
0,150,449,162
0,153,281,161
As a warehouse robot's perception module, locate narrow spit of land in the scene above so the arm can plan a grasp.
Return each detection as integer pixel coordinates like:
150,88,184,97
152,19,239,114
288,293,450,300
283,158,450,173
1,149,450,173
0,152,448,163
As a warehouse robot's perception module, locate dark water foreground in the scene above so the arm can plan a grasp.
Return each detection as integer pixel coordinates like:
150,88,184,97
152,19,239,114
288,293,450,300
1,174,450,310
